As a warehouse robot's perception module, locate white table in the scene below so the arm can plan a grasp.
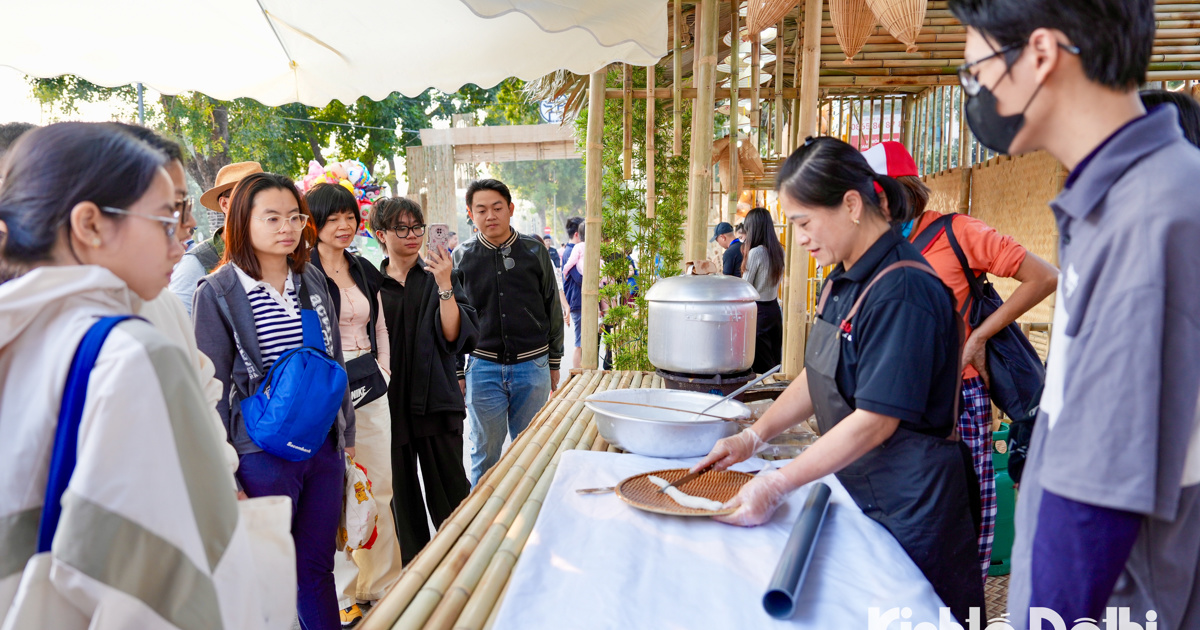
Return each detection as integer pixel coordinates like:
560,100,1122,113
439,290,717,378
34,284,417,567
491,450,953,629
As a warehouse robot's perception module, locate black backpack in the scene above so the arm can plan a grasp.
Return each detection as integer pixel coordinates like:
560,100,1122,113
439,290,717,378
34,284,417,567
912,214,1047,424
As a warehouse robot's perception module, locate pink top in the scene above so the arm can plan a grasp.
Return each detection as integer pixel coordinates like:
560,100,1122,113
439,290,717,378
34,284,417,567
339,284,391,375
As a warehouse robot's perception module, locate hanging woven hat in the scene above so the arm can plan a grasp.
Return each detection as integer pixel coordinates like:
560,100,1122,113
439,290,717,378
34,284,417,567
830,0,878,63
747,0,798,35
865,0,926,53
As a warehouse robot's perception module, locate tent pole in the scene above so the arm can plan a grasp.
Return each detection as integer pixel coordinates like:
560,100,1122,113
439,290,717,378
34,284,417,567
582,69,606,370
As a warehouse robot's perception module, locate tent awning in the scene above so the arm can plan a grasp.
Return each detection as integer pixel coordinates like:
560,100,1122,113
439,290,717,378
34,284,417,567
2,0,666,107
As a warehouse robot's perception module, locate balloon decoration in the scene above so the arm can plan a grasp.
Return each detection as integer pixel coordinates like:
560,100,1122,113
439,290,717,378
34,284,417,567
296,159,384,238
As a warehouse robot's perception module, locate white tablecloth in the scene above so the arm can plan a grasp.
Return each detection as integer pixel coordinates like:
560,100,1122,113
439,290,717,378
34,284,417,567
491,451,953,629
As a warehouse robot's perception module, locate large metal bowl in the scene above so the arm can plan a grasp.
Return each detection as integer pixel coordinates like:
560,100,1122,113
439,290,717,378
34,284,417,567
584,389,751,458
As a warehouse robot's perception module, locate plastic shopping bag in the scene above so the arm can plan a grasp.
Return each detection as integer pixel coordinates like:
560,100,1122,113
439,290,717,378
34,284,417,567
337,454,378,552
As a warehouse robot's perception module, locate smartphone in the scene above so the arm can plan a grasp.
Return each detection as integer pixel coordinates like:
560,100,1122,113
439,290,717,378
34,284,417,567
426,223,450,260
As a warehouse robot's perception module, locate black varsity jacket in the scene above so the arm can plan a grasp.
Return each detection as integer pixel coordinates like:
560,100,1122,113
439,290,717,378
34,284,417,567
452,229,564,372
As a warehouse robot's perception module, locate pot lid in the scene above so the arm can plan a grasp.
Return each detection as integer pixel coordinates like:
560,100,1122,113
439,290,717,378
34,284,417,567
644,274,760,303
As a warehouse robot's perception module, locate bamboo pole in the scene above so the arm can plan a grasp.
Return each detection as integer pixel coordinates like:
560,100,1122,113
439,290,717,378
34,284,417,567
774,17,785,155
582,70,605,370
782,0,821,381
413,373,609,630
623,64,633,180
647,64,657,220
957,90,972,214
673,0,683,157
368,373,595,629
687,0,719,264
729,0,741,225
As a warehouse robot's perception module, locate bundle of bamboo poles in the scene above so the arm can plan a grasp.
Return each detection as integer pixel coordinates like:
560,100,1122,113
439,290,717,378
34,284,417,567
362,370,665,630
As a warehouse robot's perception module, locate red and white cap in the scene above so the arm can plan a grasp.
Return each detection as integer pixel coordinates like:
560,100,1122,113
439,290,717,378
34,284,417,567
861,141,920,178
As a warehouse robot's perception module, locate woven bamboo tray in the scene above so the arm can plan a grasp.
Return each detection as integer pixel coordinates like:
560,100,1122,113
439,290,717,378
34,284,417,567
616,468,754,517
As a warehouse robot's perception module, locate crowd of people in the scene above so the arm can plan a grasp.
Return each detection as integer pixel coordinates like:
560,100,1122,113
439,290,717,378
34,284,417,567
1,0,1199,628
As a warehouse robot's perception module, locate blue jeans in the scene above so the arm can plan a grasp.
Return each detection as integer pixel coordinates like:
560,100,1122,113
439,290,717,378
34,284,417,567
239,435,344,630
571,309,582,347
465,355,551,485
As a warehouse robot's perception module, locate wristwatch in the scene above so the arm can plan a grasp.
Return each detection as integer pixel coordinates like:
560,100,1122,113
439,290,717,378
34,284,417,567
439,288,455,301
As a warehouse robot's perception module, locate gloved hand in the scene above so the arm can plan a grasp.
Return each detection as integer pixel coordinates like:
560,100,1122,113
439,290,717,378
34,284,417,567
692,428,767,473
714,469,793,527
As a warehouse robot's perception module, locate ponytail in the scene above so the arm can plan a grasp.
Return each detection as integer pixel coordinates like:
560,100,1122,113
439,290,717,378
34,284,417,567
776,136,899,222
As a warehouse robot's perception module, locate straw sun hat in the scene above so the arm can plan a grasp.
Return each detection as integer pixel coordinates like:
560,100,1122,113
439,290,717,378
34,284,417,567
199,161,263,212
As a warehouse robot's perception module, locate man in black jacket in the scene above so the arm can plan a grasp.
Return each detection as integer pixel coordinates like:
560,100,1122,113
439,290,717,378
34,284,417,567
453,179,565,485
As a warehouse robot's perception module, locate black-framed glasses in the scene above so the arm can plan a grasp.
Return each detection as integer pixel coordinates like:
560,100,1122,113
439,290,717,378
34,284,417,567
957,40,1080,96
101,206,181,242
500,246,515,271
385,224,426,237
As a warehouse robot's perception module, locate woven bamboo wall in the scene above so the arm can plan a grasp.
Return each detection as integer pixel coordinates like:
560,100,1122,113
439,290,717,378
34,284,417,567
923,167,964,216
968,151,1065,324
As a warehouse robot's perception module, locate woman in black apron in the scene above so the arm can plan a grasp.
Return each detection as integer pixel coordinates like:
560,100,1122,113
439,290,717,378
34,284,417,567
695,137,984,623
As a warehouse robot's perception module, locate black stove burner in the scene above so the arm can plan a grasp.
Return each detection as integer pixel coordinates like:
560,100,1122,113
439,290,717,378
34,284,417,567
656,367,757,399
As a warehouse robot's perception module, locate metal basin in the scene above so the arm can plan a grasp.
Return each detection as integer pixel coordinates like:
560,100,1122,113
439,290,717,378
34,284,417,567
584,389,751,458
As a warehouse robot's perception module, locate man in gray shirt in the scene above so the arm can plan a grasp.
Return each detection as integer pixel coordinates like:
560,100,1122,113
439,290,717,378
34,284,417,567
952,0,1200,627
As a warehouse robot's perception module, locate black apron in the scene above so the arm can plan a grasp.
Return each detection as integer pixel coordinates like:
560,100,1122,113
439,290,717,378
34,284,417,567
805,260,984,623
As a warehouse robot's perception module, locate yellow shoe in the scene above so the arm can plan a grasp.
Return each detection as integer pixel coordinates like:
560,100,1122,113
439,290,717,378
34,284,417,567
340,604,363,628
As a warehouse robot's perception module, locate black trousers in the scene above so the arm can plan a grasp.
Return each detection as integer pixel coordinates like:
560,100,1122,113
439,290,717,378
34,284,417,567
391,432,471,565
752,299,783,374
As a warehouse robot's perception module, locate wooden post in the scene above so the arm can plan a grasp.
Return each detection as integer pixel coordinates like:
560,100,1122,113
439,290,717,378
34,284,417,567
686,0,718,264
623,64,633,180
583,69,606,370
672,0,683,157
774,18,785,155
647,64,657,219
782,0,821,381
728,0,741,225
957,87,972,214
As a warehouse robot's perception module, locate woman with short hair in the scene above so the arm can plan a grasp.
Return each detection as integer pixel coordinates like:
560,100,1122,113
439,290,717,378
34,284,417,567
306,183,402,626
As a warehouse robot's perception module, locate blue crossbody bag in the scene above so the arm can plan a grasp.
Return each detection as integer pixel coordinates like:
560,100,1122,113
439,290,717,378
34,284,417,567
239,278,348,461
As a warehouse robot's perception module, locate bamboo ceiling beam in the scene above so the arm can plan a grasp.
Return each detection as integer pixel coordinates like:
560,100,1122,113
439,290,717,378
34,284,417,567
582,70,605,371
687,0,719,265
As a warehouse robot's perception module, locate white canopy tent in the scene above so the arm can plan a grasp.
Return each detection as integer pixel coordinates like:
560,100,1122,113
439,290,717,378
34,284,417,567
2,0,666,106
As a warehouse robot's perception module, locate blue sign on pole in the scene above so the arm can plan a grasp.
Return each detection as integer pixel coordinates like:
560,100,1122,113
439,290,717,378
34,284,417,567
538,97,566,124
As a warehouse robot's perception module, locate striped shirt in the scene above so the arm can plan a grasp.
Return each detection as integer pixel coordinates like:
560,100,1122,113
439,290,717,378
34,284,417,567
232,265,303,370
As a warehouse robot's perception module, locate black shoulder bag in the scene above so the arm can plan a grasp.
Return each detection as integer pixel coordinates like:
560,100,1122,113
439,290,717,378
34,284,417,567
342,257,388,409
914,214,1046,422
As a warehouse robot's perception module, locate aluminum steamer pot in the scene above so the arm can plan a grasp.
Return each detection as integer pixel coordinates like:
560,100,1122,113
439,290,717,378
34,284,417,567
645,274,759,374
584,389,751,458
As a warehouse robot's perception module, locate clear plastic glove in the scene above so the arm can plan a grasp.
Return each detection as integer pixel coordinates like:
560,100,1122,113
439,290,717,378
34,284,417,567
714,469,794,527
692,428,767,473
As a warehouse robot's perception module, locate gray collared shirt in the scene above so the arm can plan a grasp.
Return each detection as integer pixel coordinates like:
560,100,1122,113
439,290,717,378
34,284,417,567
1008,105,1200,628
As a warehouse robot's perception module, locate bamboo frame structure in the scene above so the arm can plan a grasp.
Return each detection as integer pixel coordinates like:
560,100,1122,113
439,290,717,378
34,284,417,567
623,64,633,180
582,70,605,370
727,0,741,224
687,0,719,264
782,0,822,381
647,63,658,219
672,0,683,156
774,17,785,155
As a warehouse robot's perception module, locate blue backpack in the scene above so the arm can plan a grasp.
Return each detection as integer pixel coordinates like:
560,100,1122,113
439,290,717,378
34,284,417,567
240,279,348,462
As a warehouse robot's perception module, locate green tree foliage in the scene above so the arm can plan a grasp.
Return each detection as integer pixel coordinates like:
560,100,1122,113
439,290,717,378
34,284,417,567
28,76,525,193
492,159,585,242
574,66,688,371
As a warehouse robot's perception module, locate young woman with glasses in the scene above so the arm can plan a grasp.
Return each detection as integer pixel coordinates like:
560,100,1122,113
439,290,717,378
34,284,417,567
0,123,283,628
370,197,479,566
193,172,356,630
